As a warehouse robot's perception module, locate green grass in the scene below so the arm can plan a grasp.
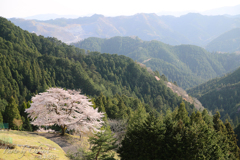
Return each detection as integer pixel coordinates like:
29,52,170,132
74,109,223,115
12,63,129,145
0,130,69,160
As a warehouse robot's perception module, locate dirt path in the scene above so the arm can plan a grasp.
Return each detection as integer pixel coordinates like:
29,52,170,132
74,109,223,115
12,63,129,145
33,132,83,154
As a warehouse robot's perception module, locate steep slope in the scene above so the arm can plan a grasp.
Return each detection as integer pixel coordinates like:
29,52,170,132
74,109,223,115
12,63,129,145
187,67,240,125
72,36,240,89
8,13,240,46
205,28,240,53
0,130,69,160
0,17,196,123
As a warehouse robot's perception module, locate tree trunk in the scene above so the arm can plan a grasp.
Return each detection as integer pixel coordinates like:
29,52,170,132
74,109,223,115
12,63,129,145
61,125,67,136
95,145,102,160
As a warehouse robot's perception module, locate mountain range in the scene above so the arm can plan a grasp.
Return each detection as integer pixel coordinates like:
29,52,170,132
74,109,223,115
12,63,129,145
8,13,240,47
0,17,197,120
72,36,240,89
22,5,240,19
187,66,240,126
2,12,240,159
205,28,240,53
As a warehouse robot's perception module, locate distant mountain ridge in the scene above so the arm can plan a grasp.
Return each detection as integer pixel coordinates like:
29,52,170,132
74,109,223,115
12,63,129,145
72,36,240,89
187,66,240,126
8,13,240,46
0,16,198,120
205,28,240,53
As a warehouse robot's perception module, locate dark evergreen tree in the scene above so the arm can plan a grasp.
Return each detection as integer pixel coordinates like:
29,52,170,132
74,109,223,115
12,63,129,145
19,101,32,131
0,111,3,123
224,120,240,159
118,114,164,160
175,102,190,124
4,97,21,129
85,123,118,160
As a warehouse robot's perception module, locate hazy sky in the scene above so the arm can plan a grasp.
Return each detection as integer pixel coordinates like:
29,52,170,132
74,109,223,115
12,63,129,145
1,0,240,18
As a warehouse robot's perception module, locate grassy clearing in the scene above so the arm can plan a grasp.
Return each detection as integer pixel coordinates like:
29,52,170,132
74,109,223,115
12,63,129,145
0,130,120,160
0,130,69,160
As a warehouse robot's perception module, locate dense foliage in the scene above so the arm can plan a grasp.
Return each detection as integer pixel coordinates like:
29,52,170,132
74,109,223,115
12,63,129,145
72,36,240,89
118,103,240,160
2,15,240,159
0,17,194,130
187,67,240,127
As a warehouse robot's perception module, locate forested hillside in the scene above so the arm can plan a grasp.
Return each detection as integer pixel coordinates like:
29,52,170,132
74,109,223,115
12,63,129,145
72,36,240,89
0,17,196,130
118,104,240,159
9,13,240,46
187,67,240,127
206,28,240,53
2,16,240,160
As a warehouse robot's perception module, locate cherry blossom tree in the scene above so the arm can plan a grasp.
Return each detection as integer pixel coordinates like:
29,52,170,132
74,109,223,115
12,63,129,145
25,87,104,135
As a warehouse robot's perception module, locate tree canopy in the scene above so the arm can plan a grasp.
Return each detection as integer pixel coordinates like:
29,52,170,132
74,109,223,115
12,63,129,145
25,88,104,135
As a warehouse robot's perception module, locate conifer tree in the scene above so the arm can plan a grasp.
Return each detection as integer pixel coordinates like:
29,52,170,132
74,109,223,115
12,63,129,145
127,105,148,129
4,97,21,129
19,102,32,131
95,93,106,113
117,99,128,119
86,123,118,160
234,124,240,147
224,120,240,159
176,102,190,124
201,109,213,126
118,113,164,160
193,111,203,123
213,111,226,132
190,112,196,124
0,111,3,123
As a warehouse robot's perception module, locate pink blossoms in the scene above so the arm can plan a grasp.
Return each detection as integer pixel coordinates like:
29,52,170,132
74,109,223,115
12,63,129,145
25,88,104,135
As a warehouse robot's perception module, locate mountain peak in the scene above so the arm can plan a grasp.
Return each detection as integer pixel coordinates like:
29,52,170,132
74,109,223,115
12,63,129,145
91,14,105,18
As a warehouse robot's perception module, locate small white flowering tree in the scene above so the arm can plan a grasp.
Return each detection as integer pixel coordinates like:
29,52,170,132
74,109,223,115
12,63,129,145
25,87,104,135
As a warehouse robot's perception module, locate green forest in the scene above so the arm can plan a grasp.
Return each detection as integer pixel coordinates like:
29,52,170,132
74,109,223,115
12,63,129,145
0,17,195,130
72,36,240,89
188,66,240,127
1,16,240,159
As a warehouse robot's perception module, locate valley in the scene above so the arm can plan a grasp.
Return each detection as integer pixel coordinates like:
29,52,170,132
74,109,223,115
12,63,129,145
1,5,240,159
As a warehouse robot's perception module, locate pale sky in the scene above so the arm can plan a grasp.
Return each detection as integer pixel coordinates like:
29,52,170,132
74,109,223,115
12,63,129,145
1,0,240,18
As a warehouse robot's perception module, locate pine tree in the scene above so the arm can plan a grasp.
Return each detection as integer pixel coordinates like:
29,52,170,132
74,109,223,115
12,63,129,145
19,101,32,131
95,93,106,113
176,102,190,124
190,112,196,124
213,111,225,132
0,111,3,123
118,114,164,160
193,111,203,123
86,123,118,160
4,97,21,129
224,120,240,159
116,99,128,119
201,109,213,126
127,104,148,129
